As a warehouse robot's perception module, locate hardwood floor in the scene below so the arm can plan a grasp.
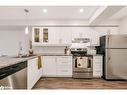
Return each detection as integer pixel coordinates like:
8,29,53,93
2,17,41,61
33,77,127,89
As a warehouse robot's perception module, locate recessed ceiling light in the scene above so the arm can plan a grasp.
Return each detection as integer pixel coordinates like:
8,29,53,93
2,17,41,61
79,8,84,13
43,9,47,13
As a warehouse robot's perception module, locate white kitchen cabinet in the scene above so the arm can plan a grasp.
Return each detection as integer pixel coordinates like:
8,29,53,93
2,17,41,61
71,27,91,39
56,56,72,77
89,28,100,46
32,27,49,46
59,27,72,45
42,56,72,77
48,27,60,45
32,27,42,45
32,27,72,46
42,56,57,76
90,37,99,46
93,55,103,78
27,57,42,89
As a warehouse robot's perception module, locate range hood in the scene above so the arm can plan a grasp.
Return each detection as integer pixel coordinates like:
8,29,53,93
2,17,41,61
72,38,90,43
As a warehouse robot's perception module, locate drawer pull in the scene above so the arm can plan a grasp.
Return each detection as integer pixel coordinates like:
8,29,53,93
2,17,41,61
61,62,68,63
61,70,68,72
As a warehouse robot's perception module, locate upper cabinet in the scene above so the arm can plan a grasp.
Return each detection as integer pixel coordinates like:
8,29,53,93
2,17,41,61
32,27,42,45
42,28,49,43
32,27,72,46
71,27,90,39
71,27,100,46
32,26,118,47
32,27,49,45
59,27,72,45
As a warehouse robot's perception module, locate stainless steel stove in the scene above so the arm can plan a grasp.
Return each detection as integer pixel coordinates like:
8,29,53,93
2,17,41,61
71,48,93,79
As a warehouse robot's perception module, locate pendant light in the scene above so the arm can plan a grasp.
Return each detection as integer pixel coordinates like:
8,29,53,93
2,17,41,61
24,9,29,35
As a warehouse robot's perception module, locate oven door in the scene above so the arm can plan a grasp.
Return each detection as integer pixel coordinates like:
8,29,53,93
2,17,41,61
73,56,93,72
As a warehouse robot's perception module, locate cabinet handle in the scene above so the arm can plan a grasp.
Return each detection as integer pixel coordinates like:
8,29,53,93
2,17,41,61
61,62,68,63
61,57,68,58
61,70,68,72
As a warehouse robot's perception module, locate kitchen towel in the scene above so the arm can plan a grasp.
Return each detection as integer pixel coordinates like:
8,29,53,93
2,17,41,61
38,56,42,69
77,57,88,68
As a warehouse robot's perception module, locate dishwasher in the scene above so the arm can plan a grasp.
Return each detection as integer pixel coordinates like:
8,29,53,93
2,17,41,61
0,61,27,89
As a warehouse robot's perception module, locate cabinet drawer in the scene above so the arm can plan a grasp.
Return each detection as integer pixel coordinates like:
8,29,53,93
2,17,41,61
57,61,71,66
57,66,72,75
57,56,72,66
57,69,72,75
93,62,102,65
93,56,102,59
93,70,102,77
93,65,102,70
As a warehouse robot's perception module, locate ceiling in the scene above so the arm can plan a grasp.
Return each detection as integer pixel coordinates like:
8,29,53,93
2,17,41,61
109,7,127,20
0,6,99,20
0,6,127,21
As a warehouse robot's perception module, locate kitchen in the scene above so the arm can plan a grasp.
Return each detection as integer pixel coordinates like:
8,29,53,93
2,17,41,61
0,6,127,90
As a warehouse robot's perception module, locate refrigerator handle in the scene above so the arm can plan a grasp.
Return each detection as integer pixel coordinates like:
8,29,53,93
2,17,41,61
107,49,111,64
107,36,110,48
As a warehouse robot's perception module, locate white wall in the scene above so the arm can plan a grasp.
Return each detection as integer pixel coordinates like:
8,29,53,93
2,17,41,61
0,27,29,56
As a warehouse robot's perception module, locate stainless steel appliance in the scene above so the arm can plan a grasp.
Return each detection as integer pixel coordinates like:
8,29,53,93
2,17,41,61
0,61,27,89
99,35,127,80
71,48,93,78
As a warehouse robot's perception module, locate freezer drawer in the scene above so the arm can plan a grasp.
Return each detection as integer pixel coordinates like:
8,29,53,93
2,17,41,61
105,49,127,80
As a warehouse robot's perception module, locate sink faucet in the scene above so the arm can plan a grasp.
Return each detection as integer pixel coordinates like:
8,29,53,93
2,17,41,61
18,41,23,58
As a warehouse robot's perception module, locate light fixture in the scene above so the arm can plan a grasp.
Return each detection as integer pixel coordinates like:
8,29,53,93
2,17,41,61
79,8,84,13
43,9,47,13
25,26,29,35
24,9,29,35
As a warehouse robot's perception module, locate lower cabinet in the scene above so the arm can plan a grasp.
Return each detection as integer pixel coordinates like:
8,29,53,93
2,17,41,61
42,56,57,76
27,57,42,89
42,56,72,77
93,55,103,78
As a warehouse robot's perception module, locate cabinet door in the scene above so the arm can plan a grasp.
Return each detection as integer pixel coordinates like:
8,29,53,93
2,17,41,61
57,65,72,76
93,56,103,78
71,27,90,39
59,27,72,45
42,27,49,44
48,27,60,44
57,56,72,66
89,28,100,46
32,27,42,45
56,56,72,77
42,56,57,76
27,58,39,89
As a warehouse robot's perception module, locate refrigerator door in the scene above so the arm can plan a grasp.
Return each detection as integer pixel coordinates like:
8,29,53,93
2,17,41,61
106,35,127,48
105,49,127,80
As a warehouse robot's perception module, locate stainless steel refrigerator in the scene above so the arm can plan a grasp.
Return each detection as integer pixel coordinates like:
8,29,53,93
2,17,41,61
99,35,127,80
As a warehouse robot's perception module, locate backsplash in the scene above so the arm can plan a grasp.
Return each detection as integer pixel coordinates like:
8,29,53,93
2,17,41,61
33,46,65,54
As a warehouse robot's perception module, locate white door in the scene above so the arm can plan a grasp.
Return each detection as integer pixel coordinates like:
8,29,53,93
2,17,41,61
32,27,42,45
59,27,72,45
42,56,57,76
27,58,39,89
48,27,60,44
